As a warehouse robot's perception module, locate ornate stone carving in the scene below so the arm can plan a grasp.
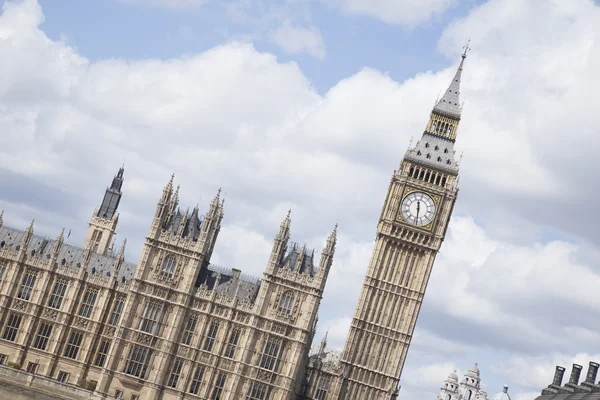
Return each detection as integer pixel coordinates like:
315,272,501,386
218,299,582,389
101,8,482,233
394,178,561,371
12,300,28,312
73,317,89,329
177,346,189,358
42,308,58,320
104,326,116,336
136,332,154,346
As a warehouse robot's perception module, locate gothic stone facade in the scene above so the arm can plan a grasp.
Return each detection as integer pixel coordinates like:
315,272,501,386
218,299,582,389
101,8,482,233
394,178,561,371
0,49,469,400
0,169,336,400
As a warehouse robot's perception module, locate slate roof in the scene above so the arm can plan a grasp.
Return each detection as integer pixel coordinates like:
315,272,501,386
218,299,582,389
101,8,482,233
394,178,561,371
281,242,315,276
433,54,465,119
404,132,460,174
0,225,136,282
197,264,261,303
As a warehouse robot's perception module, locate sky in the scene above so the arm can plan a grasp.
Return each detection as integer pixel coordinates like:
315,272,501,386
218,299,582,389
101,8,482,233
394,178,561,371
1,0,600,398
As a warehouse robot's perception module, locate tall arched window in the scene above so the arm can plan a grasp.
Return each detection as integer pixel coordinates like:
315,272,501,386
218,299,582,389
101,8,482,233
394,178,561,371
161,255,177,279
445,394,451,400
278,291,294,317
465,390,472,400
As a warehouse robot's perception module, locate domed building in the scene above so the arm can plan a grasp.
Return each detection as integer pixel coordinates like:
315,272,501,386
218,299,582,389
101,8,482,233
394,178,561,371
436,363,512,400
491,385,511,400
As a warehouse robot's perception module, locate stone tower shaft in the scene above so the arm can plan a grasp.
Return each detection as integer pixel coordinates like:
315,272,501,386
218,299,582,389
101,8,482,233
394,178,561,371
339,48,468,400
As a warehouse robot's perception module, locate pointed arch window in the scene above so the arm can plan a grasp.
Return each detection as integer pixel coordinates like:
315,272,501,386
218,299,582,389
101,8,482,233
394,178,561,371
465,390,472,400
278,291,294,317
139,301,165,335
161,255,177,280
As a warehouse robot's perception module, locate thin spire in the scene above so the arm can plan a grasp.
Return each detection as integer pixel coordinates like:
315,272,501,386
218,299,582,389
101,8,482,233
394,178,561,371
117,238,127,260
52,227,65,256
433,40,470,119
0,209,3,227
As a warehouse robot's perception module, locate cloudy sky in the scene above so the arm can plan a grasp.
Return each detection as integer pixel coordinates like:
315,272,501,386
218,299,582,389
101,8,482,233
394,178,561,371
1,0,600,398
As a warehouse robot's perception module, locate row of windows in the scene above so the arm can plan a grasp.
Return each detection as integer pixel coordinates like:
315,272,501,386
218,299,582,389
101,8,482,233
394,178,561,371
1,313,117,367
3,270,123,327
408,166,448,187
431,120,454,137
165,359,228,400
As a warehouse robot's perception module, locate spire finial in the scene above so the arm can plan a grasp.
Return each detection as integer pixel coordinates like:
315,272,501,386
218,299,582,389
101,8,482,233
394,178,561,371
462,38,471,58
117,238,127,259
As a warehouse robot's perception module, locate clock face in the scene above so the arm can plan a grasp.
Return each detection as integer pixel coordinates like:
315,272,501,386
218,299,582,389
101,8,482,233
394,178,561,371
401,192,436,226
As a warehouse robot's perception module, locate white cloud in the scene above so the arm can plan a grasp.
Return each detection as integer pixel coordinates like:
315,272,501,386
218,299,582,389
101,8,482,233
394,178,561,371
329,0,456,26
121,0,208,8
271,22,326,59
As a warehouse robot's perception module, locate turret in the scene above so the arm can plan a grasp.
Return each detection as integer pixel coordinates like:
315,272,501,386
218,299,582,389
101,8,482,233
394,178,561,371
152,174,176,232
113,238,127,277
83,166,125,254
19,220,34,253
316,224,337,288
266,210,291,274
51,228,65,261
318,331,328,359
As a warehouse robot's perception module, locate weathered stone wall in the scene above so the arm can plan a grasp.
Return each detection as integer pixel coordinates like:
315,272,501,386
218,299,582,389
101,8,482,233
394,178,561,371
0,365,93,400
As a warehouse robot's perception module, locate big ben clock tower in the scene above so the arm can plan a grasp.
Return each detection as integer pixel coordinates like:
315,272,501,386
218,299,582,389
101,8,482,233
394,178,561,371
340,44,470,399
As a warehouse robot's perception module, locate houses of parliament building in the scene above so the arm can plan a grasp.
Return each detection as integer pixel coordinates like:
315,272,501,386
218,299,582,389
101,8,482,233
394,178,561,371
0,49,469,400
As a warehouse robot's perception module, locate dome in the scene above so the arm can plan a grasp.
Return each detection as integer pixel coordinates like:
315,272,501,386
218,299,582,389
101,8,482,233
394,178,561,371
491,385,511,400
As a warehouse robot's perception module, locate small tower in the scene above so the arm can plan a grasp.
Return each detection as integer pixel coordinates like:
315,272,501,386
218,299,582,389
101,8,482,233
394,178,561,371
83,166,125,254
460,363,482,400
316,223,337,290
437,370,459,400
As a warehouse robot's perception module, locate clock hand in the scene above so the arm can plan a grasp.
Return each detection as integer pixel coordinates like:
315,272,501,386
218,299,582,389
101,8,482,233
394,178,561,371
415,201,420,223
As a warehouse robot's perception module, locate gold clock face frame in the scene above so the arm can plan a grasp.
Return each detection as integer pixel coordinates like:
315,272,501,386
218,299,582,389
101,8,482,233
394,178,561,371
396,187,440,230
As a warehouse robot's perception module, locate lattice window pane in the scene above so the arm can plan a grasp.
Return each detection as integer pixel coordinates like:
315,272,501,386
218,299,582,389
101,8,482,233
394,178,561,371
161,255,177,280
258,337,282,371
139,301,165,335
246,382,269,400
123,345,153,379
203,320,220,352
2,314,22,342
189,365,205,395
0,262,6,281
94,339,111,367
224,327,241,359
315,375,331,400
210,373,227,400
48,280,68,309
182,315,197,346
78,289,98,318
64,331,84,359
33,323,53,351
278,292,294,317
167,358,184,388
17,271,37,301
108,297,125,326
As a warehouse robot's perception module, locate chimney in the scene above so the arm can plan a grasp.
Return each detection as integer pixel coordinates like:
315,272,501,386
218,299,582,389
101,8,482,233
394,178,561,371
569,364,583,385
552,366,566,386
585,362,599,384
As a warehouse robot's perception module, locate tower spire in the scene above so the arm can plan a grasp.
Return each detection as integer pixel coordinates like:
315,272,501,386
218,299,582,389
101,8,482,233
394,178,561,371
0,209,3,228
98,165,125,220
432,43,469,120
